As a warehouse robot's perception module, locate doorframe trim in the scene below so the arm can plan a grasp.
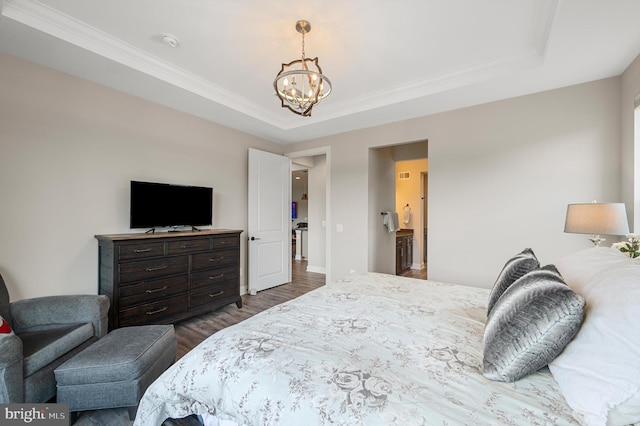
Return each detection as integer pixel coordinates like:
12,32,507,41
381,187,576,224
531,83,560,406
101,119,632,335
285,146,332,284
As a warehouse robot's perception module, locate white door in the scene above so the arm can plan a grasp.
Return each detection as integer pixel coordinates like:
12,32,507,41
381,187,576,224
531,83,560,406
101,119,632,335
248,148,291,294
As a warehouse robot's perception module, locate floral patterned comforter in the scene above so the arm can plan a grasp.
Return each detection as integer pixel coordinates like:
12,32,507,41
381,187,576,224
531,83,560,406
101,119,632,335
134,273,578,426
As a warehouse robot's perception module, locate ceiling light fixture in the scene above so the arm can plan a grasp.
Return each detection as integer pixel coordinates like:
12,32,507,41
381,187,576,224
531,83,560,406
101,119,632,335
273,20,332,117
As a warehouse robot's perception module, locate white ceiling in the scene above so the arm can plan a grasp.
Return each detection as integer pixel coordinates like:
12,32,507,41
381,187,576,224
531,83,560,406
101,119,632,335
1,0,639,144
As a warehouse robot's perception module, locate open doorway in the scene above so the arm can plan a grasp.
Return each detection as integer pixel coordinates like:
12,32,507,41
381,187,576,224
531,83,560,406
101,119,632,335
422,172,428,266
368,140,428,279
395,159,428,279
287,147,331,283
291,167,308,260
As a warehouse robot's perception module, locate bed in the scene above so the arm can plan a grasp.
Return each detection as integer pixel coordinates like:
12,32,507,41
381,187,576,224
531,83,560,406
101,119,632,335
134,272,582,426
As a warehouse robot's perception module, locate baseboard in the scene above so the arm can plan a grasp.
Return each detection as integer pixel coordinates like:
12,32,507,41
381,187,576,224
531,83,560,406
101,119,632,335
306,265,326,274
411,263,424,270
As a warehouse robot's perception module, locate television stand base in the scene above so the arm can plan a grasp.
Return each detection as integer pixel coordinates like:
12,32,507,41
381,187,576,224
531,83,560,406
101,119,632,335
144,226,203,234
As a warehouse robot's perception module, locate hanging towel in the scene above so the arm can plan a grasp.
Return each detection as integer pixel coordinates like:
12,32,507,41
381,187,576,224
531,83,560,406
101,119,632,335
403,207,411,225
383,211,400,233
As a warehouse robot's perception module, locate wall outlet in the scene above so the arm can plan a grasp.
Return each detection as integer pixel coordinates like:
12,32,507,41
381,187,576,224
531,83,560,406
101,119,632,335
350,269,356,274
336,224,343,232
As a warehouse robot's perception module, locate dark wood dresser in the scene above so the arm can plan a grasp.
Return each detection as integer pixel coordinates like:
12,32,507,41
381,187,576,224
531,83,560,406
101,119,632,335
95,229,242,330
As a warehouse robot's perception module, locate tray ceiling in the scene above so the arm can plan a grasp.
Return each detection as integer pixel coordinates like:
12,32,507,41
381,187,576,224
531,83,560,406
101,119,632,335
1,0,639,144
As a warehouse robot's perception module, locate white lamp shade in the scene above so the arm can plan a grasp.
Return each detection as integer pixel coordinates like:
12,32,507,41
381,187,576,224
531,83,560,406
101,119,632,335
564,203,629,235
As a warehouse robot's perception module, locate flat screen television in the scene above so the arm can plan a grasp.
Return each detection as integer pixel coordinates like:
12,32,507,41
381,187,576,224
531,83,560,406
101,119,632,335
130,180,213,230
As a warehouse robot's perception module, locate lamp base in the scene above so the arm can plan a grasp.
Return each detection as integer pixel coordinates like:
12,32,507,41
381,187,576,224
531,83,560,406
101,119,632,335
589,235,605,246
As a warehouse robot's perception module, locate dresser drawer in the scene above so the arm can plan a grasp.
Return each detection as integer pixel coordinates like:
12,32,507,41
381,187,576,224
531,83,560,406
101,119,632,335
118,275,188,308
167,238,211,254
119,256,188,284
118,294,188,326
212,236,239,249
97,230,242,329
191,249,238,271
190,283,238,309
191,266,239,291
118,242,165,260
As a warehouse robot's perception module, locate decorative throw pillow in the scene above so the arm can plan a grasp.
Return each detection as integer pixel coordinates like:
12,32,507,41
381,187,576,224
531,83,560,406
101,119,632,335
549,261,640,426
0,315,13,334
483,265,585,382
487,248,539,314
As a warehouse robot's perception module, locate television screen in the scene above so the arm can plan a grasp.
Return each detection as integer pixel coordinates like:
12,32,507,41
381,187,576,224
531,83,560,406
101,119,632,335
130,181,213,229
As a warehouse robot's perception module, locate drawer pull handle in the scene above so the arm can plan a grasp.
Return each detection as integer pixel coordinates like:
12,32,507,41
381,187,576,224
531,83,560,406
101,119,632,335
209,257,224,262
146,306,168,315
219,241,227,245
145,265,168,272
209,274,225,280
146,286,168,294
134,248,152,253
209,291,224,298
181,244,197,249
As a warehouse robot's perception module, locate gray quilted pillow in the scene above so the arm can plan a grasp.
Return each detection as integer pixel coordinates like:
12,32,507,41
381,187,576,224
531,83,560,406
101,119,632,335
487,248,539,314
483,265,585,382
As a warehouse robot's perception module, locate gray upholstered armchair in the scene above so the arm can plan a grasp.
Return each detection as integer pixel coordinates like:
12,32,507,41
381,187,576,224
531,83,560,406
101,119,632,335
0,273,109,403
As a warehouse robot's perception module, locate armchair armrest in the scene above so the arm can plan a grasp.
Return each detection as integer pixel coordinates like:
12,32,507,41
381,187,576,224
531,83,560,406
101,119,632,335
10,295,110,338
0,334,24,403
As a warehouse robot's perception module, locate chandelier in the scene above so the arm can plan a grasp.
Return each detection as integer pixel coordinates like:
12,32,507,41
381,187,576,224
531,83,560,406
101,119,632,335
273,20,332,117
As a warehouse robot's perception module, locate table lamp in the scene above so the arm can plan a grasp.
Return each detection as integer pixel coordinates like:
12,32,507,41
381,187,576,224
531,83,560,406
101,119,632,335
564,202,629,246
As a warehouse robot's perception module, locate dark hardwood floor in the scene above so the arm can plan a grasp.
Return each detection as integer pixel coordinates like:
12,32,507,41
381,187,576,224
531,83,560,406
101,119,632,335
173,258,326,359
399,267,427,280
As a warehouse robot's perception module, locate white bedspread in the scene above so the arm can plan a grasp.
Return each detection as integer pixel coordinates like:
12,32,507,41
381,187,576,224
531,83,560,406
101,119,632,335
134,273,578,425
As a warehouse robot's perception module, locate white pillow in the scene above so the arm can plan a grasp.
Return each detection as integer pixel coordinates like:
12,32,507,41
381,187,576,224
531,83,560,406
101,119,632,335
548,260,640,426
555,247,630,293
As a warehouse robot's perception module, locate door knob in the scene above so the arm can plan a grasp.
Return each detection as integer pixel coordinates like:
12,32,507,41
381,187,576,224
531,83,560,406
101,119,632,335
250,236,261,241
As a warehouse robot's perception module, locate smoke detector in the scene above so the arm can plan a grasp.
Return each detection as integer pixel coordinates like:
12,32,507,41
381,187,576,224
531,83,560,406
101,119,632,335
161,34,179,48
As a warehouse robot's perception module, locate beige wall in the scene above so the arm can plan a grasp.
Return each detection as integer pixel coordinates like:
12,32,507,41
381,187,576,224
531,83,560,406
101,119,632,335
3,48,638,297
287,77,624,288
0,52,283,300
368,147,396,275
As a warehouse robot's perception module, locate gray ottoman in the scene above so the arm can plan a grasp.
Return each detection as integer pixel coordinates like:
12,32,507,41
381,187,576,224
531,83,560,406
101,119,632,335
54,325,176,419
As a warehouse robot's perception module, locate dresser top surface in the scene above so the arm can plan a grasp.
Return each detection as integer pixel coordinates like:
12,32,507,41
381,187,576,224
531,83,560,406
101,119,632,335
95,229,242,241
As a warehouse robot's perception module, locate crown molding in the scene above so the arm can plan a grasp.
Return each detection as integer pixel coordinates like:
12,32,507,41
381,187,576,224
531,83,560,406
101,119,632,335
278,1,557,130
1,0,290,127
527,0,559,60
286,49,544,129
2,0,556,132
